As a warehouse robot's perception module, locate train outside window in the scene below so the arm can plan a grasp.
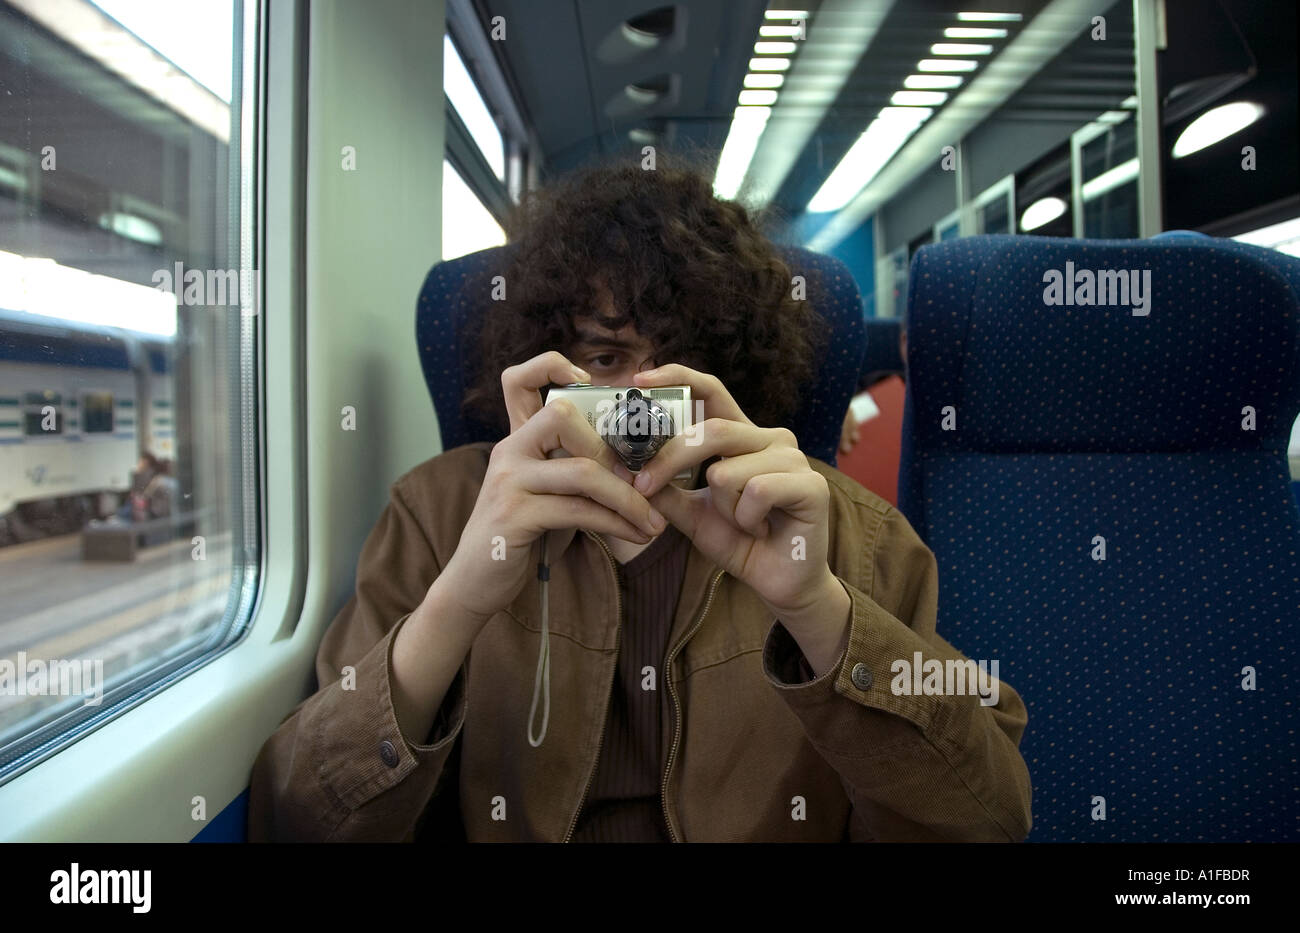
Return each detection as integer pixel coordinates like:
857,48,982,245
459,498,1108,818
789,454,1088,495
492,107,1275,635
0,0,259,782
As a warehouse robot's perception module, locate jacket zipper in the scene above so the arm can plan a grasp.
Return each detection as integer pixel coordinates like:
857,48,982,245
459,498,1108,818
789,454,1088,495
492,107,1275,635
560,531,622,843
660,567,726,843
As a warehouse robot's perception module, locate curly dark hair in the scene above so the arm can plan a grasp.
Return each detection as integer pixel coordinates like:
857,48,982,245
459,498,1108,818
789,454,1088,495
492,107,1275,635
461,153,827,432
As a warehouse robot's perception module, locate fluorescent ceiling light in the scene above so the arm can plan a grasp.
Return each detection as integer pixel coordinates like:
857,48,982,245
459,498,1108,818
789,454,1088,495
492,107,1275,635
1081,158,1138,200
809,0,1105,253
1020,196,1067,231
760,24,804,37
738,89,779,105
0,248,177,337
905,74,964,89
957,11,1022,20
765,9,808,17
99,211,162,246
741,0,890,212
945,26,1008,38
749,57,791,71
931,42,993,55
713,106,771,200
745,73,785,89
0,164,28,191
754,41,798,54
891,90,948,106
1172,101,1265,158
917,58,978,71
808,107,933,213
1232,215,1300,258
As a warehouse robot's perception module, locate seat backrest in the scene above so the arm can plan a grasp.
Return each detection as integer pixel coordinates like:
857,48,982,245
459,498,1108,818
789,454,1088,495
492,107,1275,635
898,233,1300,841
416,244,867,466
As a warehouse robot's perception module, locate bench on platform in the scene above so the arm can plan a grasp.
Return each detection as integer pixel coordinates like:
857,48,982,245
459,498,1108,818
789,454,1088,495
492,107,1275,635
82,510,203,561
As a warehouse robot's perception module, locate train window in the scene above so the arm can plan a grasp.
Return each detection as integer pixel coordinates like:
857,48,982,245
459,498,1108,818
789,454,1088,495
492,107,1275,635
21,391,63,436
0,0,259,781
444,34,506,182
81,392,114,434
1071,111,1140,238
442,159,507,261
974,176,1015,235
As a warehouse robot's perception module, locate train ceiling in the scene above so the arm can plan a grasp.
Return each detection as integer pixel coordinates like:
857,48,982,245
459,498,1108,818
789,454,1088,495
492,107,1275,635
476,0,1293,234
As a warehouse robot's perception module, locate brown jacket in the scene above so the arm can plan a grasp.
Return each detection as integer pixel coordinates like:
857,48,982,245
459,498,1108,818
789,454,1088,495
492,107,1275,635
247,442,1032,842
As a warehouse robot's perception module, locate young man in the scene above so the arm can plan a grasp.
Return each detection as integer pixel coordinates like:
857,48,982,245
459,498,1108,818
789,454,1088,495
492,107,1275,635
247,161,1032,842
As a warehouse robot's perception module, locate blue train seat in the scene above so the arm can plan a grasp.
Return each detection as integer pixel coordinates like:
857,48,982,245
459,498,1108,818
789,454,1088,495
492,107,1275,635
898,233,1300,841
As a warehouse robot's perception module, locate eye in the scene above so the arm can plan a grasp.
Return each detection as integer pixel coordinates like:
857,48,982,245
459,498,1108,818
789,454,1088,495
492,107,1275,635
587,353,620,369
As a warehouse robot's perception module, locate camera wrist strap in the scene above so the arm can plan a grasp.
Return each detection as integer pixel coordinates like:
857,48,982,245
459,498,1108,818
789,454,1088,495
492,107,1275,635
527,530,551,747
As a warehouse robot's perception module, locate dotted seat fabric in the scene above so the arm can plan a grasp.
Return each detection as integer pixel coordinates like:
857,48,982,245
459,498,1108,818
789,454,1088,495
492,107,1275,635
898,233,1300,841
415,244,867,467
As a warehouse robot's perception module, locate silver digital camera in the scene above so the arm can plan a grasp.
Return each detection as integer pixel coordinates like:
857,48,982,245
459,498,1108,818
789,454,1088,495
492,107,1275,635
544,384,693,477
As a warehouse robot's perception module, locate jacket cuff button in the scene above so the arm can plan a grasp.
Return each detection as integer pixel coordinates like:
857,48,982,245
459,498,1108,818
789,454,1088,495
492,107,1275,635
850,662,873,690
379,739,399,767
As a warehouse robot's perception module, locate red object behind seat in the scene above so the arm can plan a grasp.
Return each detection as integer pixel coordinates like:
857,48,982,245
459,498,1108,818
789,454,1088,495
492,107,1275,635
834,375,904,506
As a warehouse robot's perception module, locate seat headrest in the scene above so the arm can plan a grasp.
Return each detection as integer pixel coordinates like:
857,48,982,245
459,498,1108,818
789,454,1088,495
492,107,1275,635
417,243,868,466
905,234,1300,454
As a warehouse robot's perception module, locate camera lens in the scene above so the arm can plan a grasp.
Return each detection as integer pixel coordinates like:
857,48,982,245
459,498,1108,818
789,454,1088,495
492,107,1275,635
624,391,651,443
603,388,674,470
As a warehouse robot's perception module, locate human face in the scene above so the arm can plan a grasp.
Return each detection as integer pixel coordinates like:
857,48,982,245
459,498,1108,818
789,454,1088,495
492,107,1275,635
566,318,657,386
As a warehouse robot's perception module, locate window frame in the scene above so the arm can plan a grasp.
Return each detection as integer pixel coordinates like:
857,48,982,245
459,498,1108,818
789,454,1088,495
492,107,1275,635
0,0,280,836
1070,115,1139,239
444,0,537,216
79,389,115,435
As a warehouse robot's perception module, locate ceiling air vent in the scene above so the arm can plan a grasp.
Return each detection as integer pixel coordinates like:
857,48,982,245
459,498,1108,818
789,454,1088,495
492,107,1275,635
623,7,675,48
596,5,685,64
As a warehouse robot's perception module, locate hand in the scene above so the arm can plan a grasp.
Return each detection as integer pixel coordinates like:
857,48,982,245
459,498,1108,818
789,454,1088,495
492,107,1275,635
624,365,850,665
839,408,860,454
436,352,666,622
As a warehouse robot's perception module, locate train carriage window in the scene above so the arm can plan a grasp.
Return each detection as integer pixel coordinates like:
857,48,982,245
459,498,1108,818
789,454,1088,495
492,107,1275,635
442,159,507,261
0,0,259,781
81,391,114,434
21,391,63,436
444,34,506,182
1072,113,1140,238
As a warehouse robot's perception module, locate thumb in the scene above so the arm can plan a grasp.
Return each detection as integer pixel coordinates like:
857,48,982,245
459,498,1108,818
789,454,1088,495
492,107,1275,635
648,483,702,538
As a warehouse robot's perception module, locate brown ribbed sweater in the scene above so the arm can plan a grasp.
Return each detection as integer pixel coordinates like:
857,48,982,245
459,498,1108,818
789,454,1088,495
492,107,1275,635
570,524,691,843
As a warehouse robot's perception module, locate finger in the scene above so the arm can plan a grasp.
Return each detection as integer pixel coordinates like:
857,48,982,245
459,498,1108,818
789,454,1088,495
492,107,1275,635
524,493,653,544
632,420,799,497
631,364,750,425
733,471,829,535
517,457,665,537
502,351,591,432
513,397,620,472
703,448,809,532
647,483,707,540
